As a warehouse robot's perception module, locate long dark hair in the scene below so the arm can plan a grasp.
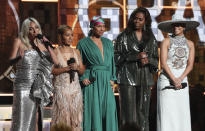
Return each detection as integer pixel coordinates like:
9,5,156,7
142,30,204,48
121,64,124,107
126,7,153,43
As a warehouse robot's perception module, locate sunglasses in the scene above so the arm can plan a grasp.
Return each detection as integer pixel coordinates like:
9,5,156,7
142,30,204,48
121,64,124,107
171,23,186,27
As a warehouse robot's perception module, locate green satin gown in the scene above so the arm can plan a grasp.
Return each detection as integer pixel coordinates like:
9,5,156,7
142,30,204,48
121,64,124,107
77,37,118,131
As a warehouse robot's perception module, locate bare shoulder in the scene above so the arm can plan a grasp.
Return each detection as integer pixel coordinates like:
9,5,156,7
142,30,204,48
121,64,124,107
186,40,194,49
162,38,170,44
13,38,22,46
13,38,27,50
160,38,170,48
10,38,24,59
14,38,21,42
74,48,80,55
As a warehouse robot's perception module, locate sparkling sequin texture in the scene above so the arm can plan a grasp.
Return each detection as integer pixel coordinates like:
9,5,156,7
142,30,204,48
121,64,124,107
12,50,53,131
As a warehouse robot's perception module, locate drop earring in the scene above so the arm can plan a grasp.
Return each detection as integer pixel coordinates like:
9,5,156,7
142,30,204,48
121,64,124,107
143,25,146,31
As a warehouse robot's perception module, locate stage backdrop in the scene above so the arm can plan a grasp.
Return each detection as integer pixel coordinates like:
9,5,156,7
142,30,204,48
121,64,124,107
0,0,205,93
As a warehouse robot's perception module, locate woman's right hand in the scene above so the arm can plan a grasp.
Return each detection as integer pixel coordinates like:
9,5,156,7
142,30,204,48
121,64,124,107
82,78,91,86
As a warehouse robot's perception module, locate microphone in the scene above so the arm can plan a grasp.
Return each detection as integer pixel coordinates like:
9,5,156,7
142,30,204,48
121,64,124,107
36,34,54,49
67,58,76,65
162,82,187,90
137,44,147,66
138,44,158,72
67,58,76,83
138,43,146,52
89,77,96,83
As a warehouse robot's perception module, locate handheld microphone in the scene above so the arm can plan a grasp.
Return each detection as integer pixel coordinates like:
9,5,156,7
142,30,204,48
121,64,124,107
67,58,76,83
162,82,187,90
138,43,146,52
138,43,158,72
36,34,43,39
67,58,75,65
36,34,54,49
89,77,96,83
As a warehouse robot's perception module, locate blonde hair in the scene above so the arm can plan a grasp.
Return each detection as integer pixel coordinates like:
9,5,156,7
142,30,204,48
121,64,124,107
19,17,42,48
57,25,72,45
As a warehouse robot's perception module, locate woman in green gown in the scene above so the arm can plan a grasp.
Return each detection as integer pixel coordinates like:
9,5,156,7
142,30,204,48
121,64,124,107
77,16,118,131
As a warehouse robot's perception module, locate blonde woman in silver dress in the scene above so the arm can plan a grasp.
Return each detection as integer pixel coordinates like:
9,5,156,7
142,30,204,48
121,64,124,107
10,17,58,131
157,15,199,131
52,25,85,131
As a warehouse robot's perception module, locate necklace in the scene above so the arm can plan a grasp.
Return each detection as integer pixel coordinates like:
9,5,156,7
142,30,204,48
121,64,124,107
62,43,70,47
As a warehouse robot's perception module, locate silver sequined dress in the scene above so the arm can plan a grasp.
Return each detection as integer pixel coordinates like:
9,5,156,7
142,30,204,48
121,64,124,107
12,49,53,131
157,35,191,131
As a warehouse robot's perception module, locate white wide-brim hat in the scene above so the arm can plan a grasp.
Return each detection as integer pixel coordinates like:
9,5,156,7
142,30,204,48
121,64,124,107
158,14,200,33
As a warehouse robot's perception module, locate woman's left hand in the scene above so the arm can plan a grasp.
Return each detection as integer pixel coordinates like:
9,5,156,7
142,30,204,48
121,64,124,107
138,52,149,66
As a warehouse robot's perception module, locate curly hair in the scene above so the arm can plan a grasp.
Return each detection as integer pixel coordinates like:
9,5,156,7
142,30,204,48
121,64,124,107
126,7,153,42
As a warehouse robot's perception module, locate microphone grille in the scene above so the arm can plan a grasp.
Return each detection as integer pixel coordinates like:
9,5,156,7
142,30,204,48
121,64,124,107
36,34,43,39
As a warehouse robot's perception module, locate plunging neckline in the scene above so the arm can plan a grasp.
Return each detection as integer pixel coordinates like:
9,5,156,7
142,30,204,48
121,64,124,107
88,37,104,62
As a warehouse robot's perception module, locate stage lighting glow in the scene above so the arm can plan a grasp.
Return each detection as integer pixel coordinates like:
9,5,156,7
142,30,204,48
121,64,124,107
21,0,58,2
123,0,126,29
